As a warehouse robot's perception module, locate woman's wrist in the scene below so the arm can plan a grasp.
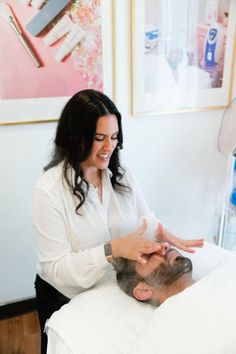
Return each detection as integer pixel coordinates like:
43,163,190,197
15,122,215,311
110,238,121,259
104,241,113,263
103,239,122,262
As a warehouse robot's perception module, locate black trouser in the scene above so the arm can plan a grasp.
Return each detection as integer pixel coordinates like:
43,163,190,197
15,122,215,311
34,274,70,354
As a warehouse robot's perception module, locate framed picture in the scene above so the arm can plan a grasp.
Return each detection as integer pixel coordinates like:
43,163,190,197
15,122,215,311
0,0,114,125
131,0,236,116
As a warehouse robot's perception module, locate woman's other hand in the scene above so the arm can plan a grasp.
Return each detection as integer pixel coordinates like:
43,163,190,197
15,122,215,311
111,219,169,264
156,223,204,253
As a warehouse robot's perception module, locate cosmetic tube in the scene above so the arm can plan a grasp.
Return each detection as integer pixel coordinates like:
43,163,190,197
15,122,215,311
55,23,86,62
31,0,46,9
44,14,74,46
26,0,71,36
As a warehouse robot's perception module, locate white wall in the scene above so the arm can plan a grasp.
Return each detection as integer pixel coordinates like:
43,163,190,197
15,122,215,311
0,123,56,304
0,0,235,304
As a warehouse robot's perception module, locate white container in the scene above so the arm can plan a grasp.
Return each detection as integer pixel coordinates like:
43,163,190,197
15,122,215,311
55,23,86,62
44,14,74,46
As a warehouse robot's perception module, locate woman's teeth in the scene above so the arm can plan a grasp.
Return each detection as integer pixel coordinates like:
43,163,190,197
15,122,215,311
98,154,109,160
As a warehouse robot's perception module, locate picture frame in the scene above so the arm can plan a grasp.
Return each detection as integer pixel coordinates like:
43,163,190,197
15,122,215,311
131,0,236,116
0,0,114,126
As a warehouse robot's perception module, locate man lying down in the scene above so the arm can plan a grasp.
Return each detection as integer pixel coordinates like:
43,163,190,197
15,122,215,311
46,240,236,354
115,245,195,307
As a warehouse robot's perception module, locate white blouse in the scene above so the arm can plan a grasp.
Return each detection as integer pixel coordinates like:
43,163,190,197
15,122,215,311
33,163,155,298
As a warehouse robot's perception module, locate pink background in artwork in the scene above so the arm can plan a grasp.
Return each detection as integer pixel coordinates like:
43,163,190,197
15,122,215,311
0,0,99,99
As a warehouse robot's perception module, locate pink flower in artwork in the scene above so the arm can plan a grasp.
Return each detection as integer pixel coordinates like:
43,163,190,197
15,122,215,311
67,0,103,90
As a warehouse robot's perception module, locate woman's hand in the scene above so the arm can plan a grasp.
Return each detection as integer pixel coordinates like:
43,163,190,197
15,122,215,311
156,223,204,253
111,220,169,264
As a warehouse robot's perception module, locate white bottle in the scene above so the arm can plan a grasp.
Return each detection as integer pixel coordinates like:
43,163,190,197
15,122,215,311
55,23,86,62
44,14,74,46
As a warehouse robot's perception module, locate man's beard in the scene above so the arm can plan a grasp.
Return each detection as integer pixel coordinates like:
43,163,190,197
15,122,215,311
145,255,193,288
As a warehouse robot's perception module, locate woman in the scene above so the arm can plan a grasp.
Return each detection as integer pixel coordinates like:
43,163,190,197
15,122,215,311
33,89,203,353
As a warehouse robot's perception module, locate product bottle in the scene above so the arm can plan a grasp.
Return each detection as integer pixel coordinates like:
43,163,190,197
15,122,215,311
204,23,223,68
223,159,236,250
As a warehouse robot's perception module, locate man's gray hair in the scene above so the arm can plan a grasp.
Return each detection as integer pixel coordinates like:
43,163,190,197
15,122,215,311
115,258,145,300
113,258,157,303
115,258,161,306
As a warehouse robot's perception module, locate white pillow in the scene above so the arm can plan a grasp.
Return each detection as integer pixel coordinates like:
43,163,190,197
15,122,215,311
181,241,236,280
129,260,236,354
47,282,154,354
46,242,236,354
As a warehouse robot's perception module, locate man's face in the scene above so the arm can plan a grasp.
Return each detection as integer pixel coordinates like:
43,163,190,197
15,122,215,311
135,248,192,288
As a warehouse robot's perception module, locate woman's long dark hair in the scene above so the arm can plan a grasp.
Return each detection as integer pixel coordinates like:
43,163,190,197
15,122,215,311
44,89,129,213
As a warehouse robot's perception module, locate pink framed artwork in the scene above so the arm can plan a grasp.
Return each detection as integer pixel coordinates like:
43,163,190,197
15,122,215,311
131,0,236,116
0,0,114,125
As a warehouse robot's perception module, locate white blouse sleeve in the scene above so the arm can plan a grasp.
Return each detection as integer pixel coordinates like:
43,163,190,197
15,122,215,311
33,187,108,291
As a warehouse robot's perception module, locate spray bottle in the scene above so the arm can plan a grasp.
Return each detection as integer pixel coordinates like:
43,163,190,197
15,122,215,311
204,23,223,68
